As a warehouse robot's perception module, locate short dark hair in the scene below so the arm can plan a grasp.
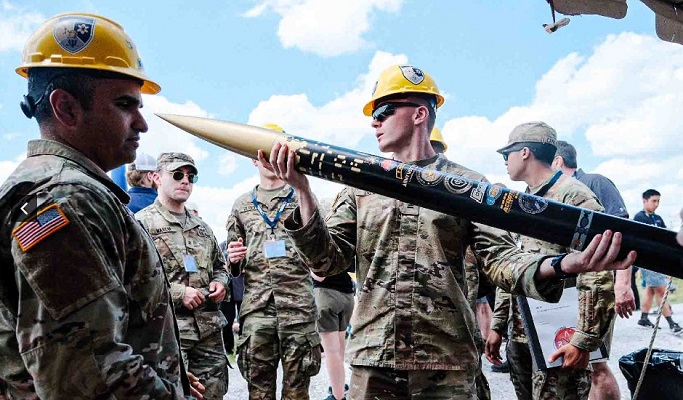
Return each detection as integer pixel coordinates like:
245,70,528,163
27,68,143,123
527,143,556,166
555,140,578,168
28,68,97,123
642,189,661,200
505,142,556,166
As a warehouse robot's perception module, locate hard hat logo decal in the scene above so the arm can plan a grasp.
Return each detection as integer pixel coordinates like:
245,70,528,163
53,16,95,54
399,65,425,85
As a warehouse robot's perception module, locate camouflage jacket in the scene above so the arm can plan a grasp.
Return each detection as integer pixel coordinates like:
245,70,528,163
284,154,564,370
226,184,316,326
136,199,229,341
0,140,191,399
491,173,615,351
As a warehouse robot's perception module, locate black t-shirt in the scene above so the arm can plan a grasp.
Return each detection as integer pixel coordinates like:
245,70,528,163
313,259,355,293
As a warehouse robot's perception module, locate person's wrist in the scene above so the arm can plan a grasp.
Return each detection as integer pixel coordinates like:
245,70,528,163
552,253,577,279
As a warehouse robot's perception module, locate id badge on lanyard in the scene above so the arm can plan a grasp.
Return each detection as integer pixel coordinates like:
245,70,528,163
264,237,287,259
253,187,294,259
183,254,199,272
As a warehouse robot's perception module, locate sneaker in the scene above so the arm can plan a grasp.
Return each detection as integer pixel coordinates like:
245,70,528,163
670,322,682,335
490,360,509,373
328,384,350,395
637,318,661,329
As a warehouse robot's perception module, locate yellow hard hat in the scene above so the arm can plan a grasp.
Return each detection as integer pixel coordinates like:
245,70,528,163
262,123,286,133
16,13,160,94
363,65,444,116
430,126,448,153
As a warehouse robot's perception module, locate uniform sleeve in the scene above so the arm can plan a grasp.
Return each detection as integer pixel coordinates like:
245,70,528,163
491,287,511,335
11,187,188,399
225,204,246,277
0,307,37,399
284,187,357,277
568,196,615,352
136,214,185,308
463,248,480,308
209,234,230,292
470,223,563,303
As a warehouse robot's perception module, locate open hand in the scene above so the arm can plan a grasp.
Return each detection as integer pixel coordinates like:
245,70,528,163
258,145,310,191
561,231,636,275
485,330,504,366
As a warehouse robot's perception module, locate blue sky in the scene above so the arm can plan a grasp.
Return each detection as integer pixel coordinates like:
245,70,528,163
1,0,682,235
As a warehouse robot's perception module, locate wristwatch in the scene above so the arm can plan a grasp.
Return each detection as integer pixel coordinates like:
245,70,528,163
550,253,576,279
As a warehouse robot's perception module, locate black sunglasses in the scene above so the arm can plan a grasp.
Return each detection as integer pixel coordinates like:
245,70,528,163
171,171,198,183
372,102,423,122
501,146,527,162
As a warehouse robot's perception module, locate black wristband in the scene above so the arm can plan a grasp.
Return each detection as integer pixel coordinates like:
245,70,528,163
551,253,576,279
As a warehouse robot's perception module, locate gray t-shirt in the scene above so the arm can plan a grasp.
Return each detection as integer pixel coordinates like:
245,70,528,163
574,168,629,218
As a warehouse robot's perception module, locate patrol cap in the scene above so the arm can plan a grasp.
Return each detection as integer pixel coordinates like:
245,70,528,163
129,152,156,171
497,121,557,154
157,152,197,173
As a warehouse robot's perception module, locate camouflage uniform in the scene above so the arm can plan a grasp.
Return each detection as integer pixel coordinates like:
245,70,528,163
0,140,191,399
491,173,615,400
464,248,491,400
283,154,565,399
227,184,321,400
137,195,230,400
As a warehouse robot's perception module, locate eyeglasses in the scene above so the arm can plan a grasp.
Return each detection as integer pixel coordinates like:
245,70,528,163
170,171,198,183
501,146,526,162
371,102,423,122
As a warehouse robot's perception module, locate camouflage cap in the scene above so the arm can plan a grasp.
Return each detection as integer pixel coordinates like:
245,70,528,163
497,121,557,154
157,152,198,173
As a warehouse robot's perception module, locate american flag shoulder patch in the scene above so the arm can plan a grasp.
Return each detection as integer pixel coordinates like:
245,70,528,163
12,203,70,252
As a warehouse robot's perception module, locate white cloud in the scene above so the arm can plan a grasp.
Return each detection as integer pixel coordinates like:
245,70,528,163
0,2,45,53
218,153,238,176
139,95,213,162
440,32,683,231
2,132,20,141
243,0,403,57
594,156,683,229
0,152,26,182
248,50,407,147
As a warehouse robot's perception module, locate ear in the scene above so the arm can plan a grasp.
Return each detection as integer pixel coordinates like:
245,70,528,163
49,89,83,128
520,147,531,161
551,156,562,169
152,171,162,186
413,105,429,126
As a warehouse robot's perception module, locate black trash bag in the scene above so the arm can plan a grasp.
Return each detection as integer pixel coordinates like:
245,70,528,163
619,348,683,400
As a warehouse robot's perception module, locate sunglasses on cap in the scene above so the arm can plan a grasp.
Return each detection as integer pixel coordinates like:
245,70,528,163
170,170,198,183
372,102,423,122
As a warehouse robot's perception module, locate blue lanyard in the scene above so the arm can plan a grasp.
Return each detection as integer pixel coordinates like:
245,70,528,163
251,187,295,232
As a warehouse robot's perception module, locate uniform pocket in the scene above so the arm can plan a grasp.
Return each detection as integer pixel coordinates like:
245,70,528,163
236,333,251,382
300,331,322,377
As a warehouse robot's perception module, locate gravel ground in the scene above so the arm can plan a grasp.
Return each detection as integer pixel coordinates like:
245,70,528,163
225,303,683,399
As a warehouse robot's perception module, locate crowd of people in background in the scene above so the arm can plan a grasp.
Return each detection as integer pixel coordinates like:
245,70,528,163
2,11,682,400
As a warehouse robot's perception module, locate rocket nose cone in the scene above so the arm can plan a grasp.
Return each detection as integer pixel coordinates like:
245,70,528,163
155,113,286,159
